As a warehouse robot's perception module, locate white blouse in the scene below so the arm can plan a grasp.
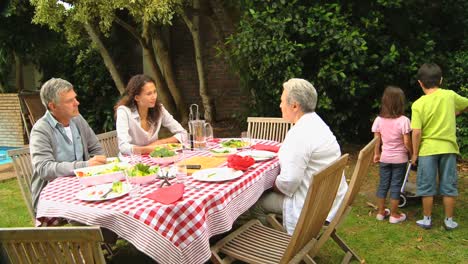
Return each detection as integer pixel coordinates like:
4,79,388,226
276,112,348,234
116,105,187,155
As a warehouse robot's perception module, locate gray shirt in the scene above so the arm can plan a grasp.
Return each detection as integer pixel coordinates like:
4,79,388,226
30,111,104,213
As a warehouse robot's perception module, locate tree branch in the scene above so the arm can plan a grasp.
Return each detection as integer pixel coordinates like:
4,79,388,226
114,16,143,46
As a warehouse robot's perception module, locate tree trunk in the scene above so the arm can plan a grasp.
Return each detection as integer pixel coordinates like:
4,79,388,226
84,22,126,95
153,29,188,123
142,41,176,115
182,1,216,122
115,17,176,114
13,51,24,92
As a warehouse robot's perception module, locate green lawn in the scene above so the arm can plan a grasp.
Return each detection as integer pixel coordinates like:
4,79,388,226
1,155,467,263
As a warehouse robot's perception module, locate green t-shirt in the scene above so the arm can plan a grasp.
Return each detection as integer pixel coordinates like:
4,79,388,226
411,88,468,156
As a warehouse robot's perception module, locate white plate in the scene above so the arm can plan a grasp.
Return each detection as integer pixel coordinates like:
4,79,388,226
210,147,237,157
76,183,131,201
192,168,243,182
74,162,131,186
237,150,276,161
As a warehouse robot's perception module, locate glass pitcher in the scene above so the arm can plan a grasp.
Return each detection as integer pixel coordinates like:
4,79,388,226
188,120,213,150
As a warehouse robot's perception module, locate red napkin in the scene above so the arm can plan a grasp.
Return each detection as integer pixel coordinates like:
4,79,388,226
227,154,255,171
251,144,280,153
145,183,185,204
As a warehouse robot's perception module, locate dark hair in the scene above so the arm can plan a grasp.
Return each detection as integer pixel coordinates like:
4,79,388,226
114,74,162,124
417,63,442,88
379,86,406,118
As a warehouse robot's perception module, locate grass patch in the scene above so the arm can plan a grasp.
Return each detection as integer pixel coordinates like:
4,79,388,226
0,150,466,263
0,179,32,227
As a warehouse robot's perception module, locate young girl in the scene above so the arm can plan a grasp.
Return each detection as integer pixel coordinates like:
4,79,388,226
115,74,187,155
372,86,412,224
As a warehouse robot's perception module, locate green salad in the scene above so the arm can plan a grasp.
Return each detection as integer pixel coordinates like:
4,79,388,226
150,146,176,158
220,139,248,148
126,163,159,177
111,181,123,193
210,148,231,153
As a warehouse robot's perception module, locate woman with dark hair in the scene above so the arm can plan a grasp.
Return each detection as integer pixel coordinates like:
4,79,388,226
115,74,187,155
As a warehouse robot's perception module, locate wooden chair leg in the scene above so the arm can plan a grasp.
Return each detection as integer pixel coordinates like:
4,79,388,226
266,213,285,231
331,231,361,263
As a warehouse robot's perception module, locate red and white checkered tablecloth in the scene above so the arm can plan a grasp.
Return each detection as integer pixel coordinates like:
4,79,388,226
36,140,281,264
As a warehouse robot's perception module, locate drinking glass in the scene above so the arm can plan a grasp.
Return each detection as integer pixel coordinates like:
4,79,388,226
130,147,142,165
241,131,251,148
173,164,188,184
124,168,141,198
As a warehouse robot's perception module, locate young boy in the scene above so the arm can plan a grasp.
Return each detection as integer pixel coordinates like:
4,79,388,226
411,63,468,230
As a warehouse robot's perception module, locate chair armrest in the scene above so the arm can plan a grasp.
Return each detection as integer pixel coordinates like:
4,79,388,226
266,213,285,232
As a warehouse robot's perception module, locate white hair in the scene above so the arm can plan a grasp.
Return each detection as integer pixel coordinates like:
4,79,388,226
282,78,317,113
40,78,73,109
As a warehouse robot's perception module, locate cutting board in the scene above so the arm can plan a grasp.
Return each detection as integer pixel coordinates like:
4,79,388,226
178,156,227,175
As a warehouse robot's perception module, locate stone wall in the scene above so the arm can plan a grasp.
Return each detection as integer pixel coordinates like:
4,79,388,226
0,94,25,146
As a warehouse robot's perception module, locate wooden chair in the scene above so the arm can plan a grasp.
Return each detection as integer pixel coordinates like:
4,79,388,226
96,130,119,157
19,93,46,126
307,137,378,263
7,147,34,222
210,154,349,264
247,117,293,143
0,226,106,264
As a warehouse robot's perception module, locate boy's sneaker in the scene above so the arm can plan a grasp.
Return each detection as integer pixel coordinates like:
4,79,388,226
376,209,391,221
389,213,406,224
444,218,458,230
416,217,432,229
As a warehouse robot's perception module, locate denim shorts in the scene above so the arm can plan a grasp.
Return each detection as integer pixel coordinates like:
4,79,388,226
377,162,407,200
416,154,458,196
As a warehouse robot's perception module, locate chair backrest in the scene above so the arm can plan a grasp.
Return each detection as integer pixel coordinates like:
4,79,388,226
308,138,378,258
19,93,46,126
7,147,34,222
346,137,377,207
0,226,106,264
96,130,119,157
281,154,349,263
247,117,293,142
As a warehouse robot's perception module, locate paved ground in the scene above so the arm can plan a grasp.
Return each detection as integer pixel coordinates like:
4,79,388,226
0,163,14,181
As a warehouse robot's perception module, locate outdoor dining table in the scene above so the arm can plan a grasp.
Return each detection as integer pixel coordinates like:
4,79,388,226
35,139,281,264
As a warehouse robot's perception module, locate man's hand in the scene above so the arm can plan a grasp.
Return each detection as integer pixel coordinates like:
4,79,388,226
88,155,107,166
411,154,418,166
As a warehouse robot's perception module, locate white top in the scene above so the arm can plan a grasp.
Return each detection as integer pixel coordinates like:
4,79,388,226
63,126,73,143
116,105,187,155
276,112,348,234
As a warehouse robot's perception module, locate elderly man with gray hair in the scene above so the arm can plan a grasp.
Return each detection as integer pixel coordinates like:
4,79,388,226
30,78,106,214
256,78,348,234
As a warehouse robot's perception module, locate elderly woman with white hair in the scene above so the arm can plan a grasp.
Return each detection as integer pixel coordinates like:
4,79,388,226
256,78,348,235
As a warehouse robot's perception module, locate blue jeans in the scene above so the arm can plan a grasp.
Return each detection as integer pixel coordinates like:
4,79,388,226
377,162,407,200
416,154,458,196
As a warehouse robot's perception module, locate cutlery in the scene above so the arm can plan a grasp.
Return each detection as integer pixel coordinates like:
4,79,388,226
101,188,113,198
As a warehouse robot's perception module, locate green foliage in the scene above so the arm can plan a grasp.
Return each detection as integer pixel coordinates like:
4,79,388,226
0,1,59,90
72,48,119,133
226,0,468,154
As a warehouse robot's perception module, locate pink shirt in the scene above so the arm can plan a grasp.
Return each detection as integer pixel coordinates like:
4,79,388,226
371,116,411,163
